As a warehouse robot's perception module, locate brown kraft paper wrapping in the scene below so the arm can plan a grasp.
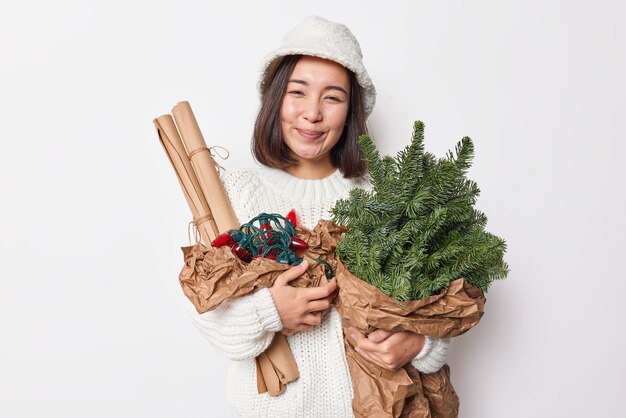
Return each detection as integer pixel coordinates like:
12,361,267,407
181,220,485,416
180,223,336,396
335,259,484,418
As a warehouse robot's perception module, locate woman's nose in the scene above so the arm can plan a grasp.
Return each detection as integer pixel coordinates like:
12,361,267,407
302,98,322,122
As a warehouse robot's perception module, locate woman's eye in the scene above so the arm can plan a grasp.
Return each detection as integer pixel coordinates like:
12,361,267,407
288,90,304,96
325,96,343,103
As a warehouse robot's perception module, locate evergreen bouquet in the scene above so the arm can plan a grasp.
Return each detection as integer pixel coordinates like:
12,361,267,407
332,121,508,301
327,121,508,418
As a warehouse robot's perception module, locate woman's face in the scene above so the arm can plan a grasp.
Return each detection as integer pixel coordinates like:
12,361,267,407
280,56,350,174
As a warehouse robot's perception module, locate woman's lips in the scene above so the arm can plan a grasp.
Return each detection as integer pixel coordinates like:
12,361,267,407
296,128,324,140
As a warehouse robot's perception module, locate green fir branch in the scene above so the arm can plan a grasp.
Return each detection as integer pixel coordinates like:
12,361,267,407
332,121,509,302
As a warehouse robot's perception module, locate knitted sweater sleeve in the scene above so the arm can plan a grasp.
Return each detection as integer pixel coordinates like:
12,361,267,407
187,288,283,360
411,336,451,374
186,169,283,360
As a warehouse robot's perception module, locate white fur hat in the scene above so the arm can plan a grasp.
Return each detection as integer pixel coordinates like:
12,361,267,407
258,15,377,117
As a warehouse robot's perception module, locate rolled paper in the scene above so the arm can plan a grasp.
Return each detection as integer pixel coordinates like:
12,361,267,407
157,100,300,397
154,115,218,242
171,101,239,234
256,334,300,396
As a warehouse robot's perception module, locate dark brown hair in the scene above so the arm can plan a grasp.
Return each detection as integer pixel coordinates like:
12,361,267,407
252,55,368,178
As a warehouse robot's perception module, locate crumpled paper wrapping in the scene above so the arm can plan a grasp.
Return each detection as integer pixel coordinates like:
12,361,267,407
180,220,485,417
180,220,344,313
179,222,339,395
335,260,484,418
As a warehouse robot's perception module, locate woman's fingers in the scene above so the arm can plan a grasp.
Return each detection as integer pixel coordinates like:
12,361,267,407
301,312,324,326
303,277,337,299
367,329,393,343
307,298,331,312
295,324,313,332
274,260,309,286
349,327,386,354
270,260,337,331
354,346,389,370
349,327,397,369
274,261,337,302
349,327,426,371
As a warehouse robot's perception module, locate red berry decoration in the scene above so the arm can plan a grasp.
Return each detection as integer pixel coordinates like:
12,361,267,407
212,233,234,248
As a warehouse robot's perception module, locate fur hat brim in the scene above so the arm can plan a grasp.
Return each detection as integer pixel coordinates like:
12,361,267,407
258,16,376,117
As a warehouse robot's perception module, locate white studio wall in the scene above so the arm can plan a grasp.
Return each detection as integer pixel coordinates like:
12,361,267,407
1,1,624,417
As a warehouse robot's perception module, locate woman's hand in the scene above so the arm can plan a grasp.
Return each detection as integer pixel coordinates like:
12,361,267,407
269,260,338,332
349,327,425,371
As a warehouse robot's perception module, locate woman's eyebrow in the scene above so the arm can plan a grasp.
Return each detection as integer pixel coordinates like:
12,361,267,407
325,85,349,95
288,79,348,95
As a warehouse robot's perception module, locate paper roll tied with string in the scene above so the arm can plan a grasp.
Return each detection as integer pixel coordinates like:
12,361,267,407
154,101,299,397
154,101,238,242
154,112,218,243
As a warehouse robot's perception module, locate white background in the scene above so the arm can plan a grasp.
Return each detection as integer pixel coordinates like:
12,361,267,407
1,1,624,417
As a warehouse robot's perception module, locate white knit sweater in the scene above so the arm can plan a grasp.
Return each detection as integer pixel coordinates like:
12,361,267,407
188,165,451,418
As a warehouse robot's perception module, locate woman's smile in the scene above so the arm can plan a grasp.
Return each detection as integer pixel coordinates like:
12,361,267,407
296,128,325,140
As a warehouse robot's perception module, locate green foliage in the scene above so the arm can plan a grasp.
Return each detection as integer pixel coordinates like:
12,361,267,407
331,121,509,302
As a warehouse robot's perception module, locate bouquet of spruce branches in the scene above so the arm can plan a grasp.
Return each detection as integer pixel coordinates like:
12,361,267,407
328,121,508,418
331,121,508,302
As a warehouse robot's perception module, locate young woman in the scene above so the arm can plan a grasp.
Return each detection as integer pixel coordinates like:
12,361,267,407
189,16,450,418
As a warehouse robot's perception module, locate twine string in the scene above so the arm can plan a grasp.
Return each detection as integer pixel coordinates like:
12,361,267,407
188,221,200,245
188,213,215,245
194,213,215,226
210,146,230,160
188,146,230,173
